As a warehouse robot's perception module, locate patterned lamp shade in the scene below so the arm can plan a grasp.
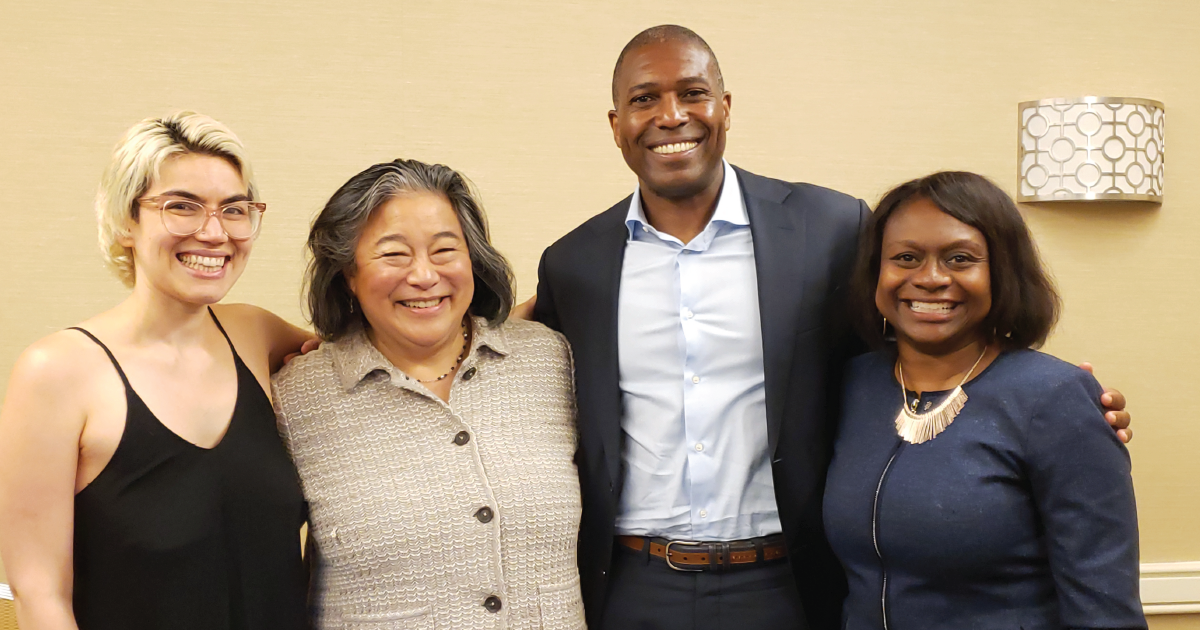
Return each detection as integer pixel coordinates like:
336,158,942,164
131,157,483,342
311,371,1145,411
1017,97,1165,202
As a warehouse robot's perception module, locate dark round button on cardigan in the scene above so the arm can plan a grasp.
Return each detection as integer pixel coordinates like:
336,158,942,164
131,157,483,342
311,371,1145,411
453,431,470,446
475,507,494,523
461,367,477,381
483,596,502,613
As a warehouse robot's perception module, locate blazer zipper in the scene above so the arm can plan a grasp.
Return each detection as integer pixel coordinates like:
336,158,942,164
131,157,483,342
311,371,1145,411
872,441,903,630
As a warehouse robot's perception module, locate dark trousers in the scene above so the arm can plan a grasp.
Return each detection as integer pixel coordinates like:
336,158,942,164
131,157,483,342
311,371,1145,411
599,541,808,630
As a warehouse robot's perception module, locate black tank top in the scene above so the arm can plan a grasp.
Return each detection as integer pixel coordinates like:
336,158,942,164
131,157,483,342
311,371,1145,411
70,309,308,630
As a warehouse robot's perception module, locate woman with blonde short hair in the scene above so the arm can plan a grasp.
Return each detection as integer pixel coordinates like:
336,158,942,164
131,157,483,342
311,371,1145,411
0,112,312,630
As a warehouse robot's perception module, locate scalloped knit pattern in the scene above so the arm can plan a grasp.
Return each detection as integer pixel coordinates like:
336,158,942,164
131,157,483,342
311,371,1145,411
273,318,584,630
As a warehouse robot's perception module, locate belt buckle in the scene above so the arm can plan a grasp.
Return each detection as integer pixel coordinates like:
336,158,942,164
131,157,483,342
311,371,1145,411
664,540,706,572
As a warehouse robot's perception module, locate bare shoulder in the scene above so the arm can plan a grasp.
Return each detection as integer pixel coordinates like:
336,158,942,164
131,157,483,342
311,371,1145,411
211,303,312,371
213,302,309,333
10,330,108,391
210,301,271,348
1,330,109,428
210,302,304,346
210,302,278,334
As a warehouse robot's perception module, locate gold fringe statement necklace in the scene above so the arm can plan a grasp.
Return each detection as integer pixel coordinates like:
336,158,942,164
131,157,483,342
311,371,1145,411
895,347,988,444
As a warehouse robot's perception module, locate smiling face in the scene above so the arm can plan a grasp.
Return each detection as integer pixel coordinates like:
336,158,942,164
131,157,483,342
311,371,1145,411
608,38,730,201
347,192,474,357
121,152,253,305
875,197,992,356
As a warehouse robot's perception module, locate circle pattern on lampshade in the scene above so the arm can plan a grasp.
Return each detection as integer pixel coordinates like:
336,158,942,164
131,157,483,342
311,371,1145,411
1018,97,1164,202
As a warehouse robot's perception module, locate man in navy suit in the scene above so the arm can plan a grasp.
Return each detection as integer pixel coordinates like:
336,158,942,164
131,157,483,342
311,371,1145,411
532,25,1130,630
533,25,862,629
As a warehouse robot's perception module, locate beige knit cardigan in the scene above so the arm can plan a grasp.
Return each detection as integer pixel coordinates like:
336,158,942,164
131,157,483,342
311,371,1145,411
273,318,584,630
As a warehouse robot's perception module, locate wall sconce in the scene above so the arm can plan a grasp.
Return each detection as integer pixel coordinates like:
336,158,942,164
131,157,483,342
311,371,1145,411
1017,97,1164,202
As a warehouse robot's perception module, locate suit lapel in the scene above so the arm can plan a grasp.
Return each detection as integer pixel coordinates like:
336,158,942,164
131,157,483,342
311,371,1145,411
737,167,807,457
583,201,630,491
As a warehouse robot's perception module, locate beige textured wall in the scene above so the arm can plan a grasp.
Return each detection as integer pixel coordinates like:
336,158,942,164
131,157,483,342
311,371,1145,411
1,0,1196,622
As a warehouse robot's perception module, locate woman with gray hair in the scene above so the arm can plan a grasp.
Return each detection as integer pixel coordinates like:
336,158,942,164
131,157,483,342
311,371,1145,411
273,159,585,630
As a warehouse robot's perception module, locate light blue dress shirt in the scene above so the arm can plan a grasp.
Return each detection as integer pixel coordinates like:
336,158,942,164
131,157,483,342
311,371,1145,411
613,160,782,541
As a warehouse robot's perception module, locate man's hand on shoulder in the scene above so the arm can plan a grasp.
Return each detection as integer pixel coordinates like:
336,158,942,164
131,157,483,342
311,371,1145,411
1079,363,1132,443
283,338,323,366
512,294,537,321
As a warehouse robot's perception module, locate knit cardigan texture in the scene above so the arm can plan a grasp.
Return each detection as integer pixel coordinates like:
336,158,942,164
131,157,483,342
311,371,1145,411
273,317,584,630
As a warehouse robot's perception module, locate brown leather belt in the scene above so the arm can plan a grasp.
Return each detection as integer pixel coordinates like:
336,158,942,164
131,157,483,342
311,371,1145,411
616,534,788,572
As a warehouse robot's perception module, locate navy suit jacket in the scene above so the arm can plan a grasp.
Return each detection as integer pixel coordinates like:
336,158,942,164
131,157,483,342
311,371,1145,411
534,166,869,630
825,349,1145,630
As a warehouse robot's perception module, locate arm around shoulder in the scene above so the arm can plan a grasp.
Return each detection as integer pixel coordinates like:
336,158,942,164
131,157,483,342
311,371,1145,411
547,328,576,400
0,335,94,629
211,303,315,375
1024,367,1146,628
532,248,562,332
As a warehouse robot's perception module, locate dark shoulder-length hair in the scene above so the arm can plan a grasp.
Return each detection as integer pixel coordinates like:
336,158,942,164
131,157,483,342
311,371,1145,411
850,171,1060,350
305,159,515,340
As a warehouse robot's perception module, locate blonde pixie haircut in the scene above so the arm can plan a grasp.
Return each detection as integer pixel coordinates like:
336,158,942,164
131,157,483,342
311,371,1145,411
96,111,258,287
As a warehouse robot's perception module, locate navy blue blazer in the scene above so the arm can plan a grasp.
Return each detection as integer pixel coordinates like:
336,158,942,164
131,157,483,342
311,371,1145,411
824,349,1145,630
534,166,868,630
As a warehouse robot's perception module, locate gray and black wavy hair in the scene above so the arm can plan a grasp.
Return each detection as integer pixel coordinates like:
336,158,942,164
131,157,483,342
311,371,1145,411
305,159,515,340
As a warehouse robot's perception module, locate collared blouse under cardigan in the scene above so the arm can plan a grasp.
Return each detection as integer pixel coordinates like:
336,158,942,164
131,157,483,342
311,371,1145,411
272,317,584,630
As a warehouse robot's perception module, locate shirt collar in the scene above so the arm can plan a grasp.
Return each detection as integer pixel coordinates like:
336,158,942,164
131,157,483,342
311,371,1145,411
625,160,748,240
330,315,510,392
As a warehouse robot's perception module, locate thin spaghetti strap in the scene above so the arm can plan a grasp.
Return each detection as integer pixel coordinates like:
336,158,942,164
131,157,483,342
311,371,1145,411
207,307,237,354
68,327,134,390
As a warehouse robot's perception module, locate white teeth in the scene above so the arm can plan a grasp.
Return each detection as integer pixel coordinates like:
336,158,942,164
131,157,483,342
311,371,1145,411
402,298,441,309
909,301,954,313
652,141,699,155
179,254,226,271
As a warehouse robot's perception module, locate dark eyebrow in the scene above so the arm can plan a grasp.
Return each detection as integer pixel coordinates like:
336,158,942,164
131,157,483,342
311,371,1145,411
627,77,711,96
942,238,987,251
159,190,203,201
159,190,250,205
893,238,986,251
627,82,659,94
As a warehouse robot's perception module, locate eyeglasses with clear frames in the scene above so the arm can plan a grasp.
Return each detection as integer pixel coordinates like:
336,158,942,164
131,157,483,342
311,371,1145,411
137,196,266,240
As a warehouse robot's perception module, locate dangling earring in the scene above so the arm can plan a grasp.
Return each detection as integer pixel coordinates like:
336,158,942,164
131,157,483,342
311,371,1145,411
349,300,355,314
882,317,888,335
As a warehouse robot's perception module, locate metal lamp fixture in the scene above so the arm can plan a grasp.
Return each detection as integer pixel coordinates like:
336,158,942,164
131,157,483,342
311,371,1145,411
1017,97,1165,202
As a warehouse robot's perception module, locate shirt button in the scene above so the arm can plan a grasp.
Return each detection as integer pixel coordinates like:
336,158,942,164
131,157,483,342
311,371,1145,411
694,443,704,452
483,596,502,613
682,308,694,319
699,509,708,518
462,367,477,381
691,375,701,384
453,431,470,446
475,507,494,523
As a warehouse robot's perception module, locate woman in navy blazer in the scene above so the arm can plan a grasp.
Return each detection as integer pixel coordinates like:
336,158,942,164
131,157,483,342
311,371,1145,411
823,171,1145,630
